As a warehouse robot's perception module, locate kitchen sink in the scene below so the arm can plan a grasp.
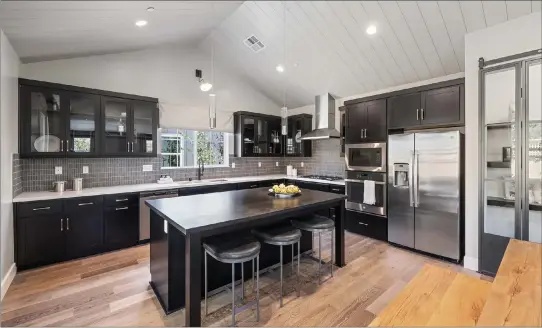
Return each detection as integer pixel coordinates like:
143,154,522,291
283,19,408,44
209,179,228,182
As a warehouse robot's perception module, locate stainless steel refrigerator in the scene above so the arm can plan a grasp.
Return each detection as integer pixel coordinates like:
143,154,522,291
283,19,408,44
387,129,463,261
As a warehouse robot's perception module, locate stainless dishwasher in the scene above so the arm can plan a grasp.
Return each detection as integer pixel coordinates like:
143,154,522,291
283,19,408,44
139,189,178,241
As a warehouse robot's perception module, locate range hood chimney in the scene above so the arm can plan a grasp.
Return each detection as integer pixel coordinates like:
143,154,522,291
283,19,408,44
300,93,340,140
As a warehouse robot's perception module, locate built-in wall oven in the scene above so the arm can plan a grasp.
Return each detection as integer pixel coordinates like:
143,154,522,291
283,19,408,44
345,143,386,172
345,170,387,216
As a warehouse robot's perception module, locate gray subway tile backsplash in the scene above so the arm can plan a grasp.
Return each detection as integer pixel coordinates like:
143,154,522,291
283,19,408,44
14,139,345,192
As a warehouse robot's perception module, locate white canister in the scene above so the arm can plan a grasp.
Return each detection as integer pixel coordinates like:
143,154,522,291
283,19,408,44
287,165,293,176
292,168,297,177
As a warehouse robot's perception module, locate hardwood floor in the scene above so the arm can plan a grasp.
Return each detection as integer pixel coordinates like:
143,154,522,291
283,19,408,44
1,232,485,327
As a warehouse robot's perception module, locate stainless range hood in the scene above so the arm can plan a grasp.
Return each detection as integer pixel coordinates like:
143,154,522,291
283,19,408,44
300,93,340,140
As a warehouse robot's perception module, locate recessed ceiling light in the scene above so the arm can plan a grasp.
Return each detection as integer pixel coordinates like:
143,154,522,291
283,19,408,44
146,6,155,12
366,25,377,35
135,20,148,27
276,65,285,73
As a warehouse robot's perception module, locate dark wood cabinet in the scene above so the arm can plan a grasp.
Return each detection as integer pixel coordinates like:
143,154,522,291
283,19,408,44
387,92,421,129
285,114,312,157
345,99,386,143
19,79,158,158
17,215,66,268
420,85,461,126
234,112,283,157
104,205,139,251
345,211,387,241
64,197,104,259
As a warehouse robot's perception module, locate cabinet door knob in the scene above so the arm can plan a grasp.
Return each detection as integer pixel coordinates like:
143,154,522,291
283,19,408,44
416,109,419,121
78,202,94,206
66,140,69,152
358,222,368,226
33,206,51,211
115,206,129,211
60,140,64,152
361,129,364,138
421,108,425,120
67,218,70,230
61,218,63,231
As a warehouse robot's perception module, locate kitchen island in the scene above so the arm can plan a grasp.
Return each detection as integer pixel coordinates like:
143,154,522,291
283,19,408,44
146,187,346,327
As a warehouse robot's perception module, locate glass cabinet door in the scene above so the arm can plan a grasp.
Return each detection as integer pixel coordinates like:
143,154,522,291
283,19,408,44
131,100,156,155
102,97,130,155
269,118,283,156
525,59,542,243
66,92,100,155
483,64,520,239
256,119,268,155
22,86,65,155
242,117,255,156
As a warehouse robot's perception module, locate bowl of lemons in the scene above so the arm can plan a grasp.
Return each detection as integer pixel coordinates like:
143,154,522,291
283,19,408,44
269,183,301,198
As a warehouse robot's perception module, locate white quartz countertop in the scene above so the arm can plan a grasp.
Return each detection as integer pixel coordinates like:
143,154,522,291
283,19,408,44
13,175,345,203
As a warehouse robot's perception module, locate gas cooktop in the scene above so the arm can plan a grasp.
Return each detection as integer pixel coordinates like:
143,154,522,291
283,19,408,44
301,175,344,181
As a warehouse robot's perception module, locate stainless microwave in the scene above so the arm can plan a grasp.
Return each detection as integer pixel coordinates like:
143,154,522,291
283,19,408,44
345,143,387,172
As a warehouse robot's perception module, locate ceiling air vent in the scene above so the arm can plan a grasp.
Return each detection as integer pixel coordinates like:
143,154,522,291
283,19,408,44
243,35,265,53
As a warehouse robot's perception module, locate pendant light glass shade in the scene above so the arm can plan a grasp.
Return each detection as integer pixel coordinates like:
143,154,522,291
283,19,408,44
209,93,216,129
281,106,288,135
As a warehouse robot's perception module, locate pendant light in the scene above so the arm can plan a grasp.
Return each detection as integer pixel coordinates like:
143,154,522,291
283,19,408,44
280,1,288,135
209,4,217,129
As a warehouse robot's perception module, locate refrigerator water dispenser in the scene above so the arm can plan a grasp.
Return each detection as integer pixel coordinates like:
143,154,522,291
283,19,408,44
393,163,409,187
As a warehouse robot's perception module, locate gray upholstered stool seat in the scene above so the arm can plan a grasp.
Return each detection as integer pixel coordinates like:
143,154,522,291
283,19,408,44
203,236,261,326
252,225,302,246
203,237,261,263
291,215,335,284
252,224,302,307
291,215,335,232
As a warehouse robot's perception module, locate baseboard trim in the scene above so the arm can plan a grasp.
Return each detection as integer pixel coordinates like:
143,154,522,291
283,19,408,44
463,256,478,272
1,263,16,300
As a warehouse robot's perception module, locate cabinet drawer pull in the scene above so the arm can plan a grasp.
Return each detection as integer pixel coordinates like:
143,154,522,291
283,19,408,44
115,206,129,211
358,222,369,226
61,218,63,231
78,202,94,206
250,184,258,188
67,218,70,230
115,198,129,202
331,188,341,192
33,206,51,211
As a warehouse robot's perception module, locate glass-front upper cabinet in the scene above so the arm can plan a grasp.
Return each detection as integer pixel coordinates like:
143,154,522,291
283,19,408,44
131,100,157,156
102,96,131,155
255,118,268,155
20,85,66,156
66,91,100,156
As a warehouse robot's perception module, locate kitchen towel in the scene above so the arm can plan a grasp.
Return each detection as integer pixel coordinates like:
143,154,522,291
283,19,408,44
363,180,376,205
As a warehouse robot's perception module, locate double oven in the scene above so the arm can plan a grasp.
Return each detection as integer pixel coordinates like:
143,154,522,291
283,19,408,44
345,143,387,216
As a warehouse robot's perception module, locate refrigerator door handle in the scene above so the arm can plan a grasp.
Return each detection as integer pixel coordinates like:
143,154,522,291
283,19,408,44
414,151,419,207
409,151,415,207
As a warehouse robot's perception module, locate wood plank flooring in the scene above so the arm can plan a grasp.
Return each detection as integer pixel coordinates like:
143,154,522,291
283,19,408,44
1,233,485,327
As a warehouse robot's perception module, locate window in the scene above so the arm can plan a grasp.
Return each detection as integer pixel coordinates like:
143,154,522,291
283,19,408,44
160,129,229,169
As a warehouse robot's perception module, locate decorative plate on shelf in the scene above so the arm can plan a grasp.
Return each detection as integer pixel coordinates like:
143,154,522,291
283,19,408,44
34,135,61,152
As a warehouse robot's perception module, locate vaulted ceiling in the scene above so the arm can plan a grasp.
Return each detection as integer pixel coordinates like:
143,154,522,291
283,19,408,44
0,1,540,108
204,1,541,108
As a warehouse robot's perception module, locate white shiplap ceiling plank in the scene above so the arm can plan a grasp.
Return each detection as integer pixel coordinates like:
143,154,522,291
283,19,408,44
397,1,447,77
482,1,509,27
328,1,395,88
312,1,382,90
533,0,542,12
417,1,461,74
378,1,433,80
459,1,487,32
437,1,467,71
506,1,533,19
344,1,407,85
361,1,421,83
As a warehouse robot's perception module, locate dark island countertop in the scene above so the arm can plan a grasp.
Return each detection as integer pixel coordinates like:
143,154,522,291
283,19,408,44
146,187,347,234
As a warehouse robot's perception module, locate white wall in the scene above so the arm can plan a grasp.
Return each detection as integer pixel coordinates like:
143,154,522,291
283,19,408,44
0,30,20,298
20,45,281,132
464,12,542,271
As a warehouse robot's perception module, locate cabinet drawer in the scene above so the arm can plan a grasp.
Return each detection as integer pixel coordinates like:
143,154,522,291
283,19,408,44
237,182,262,189
104,193,139,207
17,200,63,218
64,196,103,213
345,211,387,241
328,185,345,194
104,205,139,250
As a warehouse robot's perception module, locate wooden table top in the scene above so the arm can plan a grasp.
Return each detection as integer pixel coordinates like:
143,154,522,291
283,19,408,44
145,187,346,234
369,264,491,326
477,239,542,326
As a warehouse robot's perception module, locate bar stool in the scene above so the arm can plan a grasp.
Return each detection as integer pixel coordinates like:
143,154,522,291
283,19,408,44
291,215,335,284
252,224,302,307
203,236,261,326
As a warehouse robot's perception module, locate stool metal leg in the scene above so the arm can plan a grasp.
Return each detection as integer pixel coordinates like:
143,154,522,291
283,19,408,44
204,251,208,316
241,262,244,301
279,245,283,307
318,231,322,285
331,229,334,277
256,255,260,321
297,241,301,297
232,264,236,327
291,244,294,272
252,258,255,292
